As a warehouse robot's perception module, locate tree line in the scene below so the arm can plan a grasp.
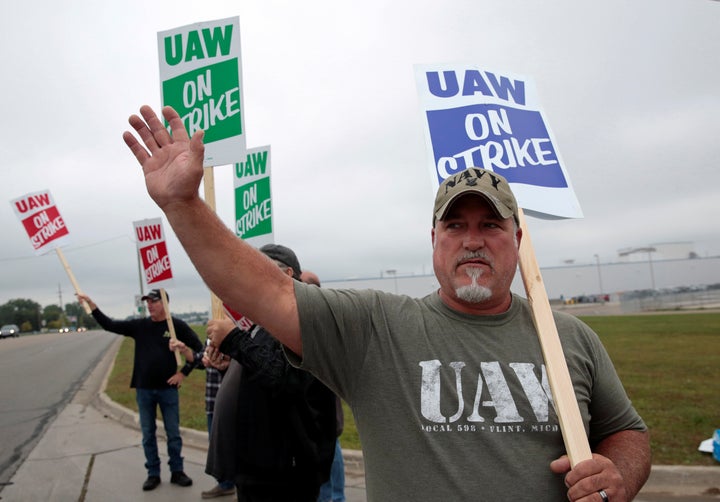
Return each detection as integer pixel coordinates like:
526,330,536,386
0,298,98,333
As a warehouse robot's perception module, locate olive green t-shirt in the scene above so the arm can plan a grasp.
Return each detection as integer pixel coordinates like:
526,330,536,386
290,284,646,501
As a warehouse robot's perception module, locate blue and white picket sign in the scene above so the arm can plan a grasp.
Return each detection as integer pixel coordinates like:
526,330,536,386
416,63,593,465
414,63,583,219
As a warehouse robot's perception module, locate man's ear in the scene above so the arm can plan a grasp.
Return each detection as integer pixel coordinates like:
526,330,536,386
431,227,436,249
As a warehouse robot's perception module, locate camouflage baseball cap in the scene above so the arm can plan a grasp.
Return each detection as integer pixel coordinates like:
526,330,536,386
433,167,519,225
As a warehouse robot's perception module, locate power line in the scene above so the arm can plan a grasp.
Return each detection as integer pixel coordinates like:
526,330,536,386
0,235,133,262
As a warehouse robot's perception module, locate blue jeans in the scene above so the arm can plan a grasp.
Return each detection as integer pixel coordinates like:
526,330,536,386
317,439,345,502
136,387,183,476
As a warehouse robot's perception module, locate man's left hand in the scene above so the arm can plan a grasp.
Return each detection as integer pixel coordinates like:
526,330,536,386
551,454,627,502
167,372,185,388
206,317,235,348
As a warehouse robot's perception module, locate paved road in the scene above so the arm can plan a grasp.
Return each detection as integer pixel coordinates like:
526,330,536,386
0,330,116,488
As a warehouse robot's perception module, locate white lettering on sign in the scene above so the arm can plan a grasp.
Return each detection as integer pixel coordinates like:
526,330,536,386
32,211,50,229
30,216,66,248
236,200,271,237
145,256,172,282
465,108,512,141
242,185,257,210
183,71,213,108
145,246,160,263
180,84,240,135
437,138,555,178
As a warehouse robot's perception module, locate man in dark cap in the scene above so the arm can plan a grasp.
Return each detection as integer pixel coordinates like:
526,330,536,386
202,245,337,502
259,243,302,278
77,289,203,492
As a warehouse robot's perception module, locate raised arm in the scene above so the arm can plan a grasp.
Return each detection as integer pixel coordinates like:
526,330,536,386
122,105,302,355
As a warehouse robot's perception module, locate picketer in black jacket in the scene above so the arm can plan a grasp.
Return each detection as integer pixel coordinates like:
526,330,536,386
77,289,203,491
204,245,337,502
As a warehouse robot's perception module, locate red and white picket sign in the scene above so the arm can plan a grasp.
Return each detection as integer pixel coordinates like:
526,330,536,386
10,189,90,314
223,303,254,332
133,218,174,286
134,218,181,365
11,189,71,255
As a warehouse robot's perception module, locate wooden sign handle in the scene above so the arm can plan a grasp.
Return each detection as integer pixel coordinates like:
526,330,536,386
159,288,182,367
203,166,227,321
55,248,91,314
517,208,592,466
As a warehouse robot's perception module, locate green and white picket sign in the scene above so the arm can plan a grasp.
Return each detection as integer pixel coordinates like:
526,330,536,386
234,146,273,247
157,16,246,167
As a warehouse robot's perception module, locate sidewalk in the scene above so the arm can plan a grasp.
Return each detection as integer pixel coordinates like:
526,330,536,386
0,337,365,502
2,337,719,501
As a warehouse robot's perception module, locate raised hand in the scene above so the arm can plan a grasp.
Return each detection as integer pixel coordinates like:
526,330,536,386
122,105,205,211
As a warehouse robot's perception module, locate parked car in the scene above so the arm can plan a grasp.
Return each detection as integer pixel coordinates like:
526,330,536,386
0,324,20,338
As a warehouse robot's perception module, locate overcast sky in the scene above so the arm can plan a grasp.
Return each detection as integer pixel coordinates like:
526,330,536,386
2,0,718,318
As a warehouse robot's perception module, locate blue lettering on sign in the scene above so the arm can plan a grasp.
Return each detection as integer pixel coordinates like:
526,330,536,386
425,70,526,105
426,104,568,188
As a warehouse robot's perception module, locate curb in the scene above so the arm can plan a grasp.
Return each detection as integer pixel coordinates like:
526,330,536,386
640,465,720,497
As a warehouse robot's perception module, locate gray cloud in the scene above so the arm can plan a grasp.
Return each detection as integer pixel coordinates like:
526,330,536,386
2,0,718,317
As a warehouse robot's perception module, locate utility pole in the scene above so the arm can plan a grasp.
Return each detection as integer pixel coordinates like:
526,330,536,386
386,269,398,294
58,283,65,329
594,254,604,296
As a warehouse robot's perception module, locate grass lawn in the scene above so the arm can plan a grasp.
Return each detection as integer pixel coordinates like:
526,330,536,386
580,312,720,465
105,312,720,464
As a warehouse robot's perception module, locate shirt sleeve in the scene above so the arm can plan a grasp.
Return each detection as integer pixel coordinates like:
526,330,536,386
220,326,314,394
292,281,382,401
91,309,135,337
174,319,204,374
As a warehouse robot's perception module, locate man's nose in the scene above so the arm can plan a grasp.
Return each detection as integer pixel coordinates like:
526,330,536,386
463,229,485,250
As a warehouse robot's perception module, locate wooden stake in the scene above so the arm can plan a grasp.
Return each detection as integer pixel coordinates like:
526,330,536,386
203,166,227,321
159,288,182,367
55,248,91,314
517,208,592,466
